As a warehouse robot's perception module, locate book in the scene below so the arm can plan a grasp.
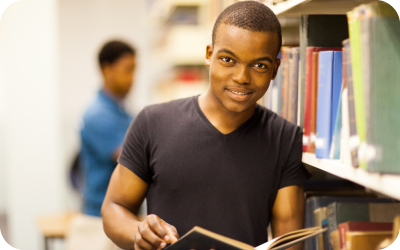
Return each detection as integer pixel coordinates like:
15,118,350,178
347,9,367,169
342,39,359,168
330,83,342,160
363,1,400,174
314,207,328,250
164,226,326,250
338,222,393,250
330,230,340,250
280,47,291,119
322,219,330,250
345,231,392,250
299,15,349,130
288,47,300,124
315,51,343,159
303,47,342,153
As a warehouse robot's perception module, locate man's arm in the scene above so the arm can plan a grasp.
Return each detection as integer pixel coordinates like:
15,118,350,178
101,164,178,250
271,184,305,250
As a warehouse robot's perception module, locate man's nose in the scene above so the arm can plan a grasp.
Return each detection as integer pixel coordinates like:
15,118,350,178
232,65,250,85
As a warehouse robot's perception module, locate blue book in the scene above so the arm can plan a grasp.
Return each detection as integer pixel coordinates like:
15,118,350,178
330,89,342,159
315,51,343,159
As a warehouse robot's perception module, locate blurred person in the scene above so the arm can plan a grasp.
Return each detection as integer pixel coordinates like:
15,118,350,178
102,2,310,250
66,40,136,250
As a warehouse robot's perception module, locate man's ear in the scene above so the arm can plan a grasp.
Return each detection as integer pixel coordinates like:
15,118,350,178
205,44,213,66
271,58,281,80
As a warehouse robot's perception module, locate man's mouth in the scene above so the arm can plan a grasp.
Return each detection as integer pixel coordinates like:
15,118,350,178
228,89,253,95
226,88,254,102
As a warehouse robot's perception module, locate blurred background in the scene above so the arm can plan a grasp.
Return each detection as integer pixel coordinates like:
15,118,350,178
0,0,248,249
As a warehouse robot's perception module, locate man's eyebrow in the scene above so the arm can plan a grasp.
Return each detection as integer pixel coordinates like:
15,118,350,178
217,48,273,64
253,56,273,64
217,49,237,58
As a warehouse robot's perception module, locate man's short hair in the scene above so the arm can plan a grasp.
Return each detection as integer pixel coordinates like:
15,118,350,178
212,1,282,55
98,40,136,67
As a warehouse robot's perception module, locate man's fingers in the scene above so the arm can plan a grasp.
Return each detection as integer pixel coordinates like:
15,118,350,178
165,224,179,243
148,215,169,241
135,231,157,250
138,221,166,248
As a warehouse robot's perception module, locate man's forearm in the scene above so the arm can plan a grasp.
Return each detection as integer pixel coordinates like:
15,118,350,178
102,201,141,250
272,220,304,250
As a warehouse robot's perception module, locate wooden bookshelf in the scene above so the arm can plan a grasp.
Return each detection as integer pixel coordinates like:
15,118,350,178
303,153,400,200
267,0,376,17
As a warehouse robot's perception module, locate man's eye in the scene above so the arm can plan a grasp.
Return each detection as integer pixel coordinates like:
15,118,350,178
221,57,233,63
255,63,267,69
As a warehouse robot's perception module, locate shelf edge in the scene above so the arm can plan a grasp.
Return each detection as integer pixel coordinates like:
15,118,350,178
302,153,400,201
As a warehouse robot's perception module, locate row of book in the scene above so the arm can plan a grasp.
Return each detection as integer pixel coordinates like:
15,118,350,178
304,195,400,250
264,1,400,173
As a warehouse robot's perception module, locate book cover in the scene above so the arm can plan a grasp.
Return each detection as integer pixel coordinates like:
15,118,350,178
347,9,367,168
314,207,328,250
342,39,359,167
345,231,392,250
330,82,342,160
288,47,300,124
338,222,393,250
364,1,400,174
164,226,326,250
280,47,291,119
315,51,343,159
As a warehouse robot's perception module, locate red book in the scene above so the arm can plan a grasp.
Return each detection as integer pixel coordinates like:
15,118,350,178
303,47,342,152
338,221,393,250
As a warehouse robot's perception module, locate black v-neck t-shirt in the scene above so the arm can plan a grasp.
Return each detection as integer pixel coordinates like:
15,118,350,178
118,96,310,246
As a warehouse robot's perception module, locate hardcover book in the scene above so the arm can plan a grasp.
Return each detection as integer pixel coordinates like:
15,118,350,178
164,226,326,250
315,51,343,159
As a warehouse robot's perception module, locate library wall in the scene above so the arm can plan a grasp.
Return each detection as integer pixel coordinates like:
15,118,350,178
0,1,64,250
58,0,156,211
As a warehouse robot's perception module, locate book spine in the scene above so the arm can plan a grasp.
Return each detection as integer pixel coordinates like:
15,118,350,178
347,10,367,169
289,48,300,124
338,223,349,250
303,47,315,152
329,52,343,159
310,51,319,153
281,48,291,119
327,203,337,250
315,51,334,159
298,15,309,129
342,39,359,167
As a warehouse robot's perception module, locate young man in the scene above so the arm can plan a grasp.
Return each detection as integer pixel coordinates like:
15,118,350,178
101,2,310,250
66,40,136,250
81,40,136,217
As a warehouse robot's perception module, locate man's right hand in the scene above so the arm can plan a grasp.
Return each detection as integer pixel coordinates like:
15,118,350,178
134,214,179,250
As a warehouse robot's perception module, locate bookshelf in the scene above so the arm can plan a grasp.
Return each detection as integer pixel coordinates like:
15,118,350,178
268,0,376,17
303,153,400,201
267,0,400,201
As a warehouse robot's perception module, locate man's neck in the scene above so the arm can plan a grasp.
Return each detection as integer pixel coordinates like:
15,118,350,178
103,84,124,101
198,93,255,135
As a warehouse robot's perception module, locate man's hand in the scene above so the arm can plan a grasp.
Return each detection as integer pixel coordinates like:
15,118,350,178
134,214,179,250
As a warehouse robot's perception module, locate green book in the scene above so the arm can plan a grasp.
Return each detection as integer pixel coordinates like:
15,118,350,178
347,9,367,169
364,2,400,173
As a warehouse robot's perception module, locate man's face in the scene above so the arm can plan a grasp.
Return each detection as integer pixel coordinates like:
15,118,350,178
104,53,136,98
205,24,280,114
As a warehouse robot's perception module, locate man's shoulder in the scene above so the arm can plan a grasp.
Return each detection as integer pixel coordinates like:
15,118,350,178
142,96,195,118
257,105,299,134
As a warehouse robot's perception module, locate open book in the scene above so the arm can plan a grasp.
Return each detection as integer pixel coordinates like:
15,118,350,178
164,226,326,250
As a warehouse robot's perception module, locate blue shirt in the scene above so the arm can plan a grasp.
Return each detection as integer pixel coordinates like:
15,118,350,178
80,89,133,217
